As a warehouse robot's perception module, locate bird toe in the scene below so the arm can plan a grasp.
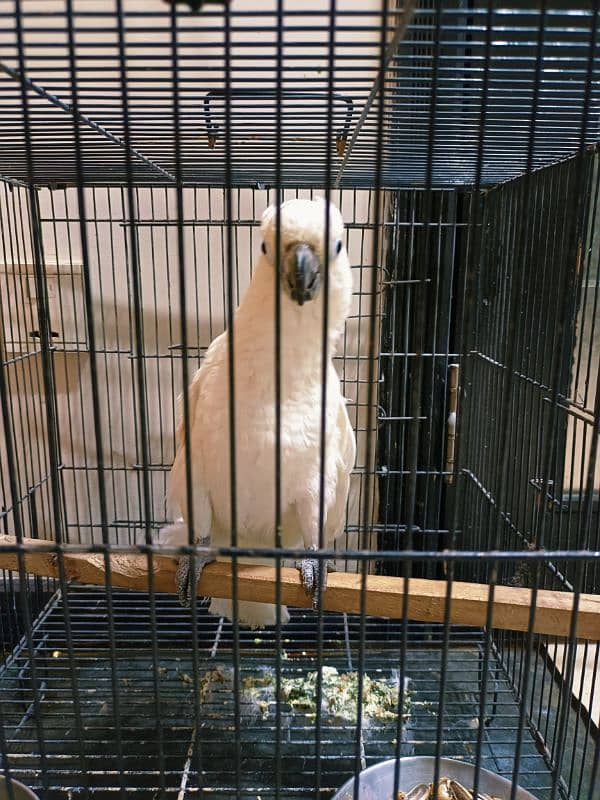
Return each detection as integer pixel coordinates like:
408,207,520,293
296,550,329,609
175,538,213,608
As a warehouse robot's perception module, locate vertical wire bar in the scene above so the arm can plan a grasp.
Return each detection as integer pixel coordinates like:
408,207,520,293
391,145,413,799
533,2,598,556
9,187,52,554
422,191,444,535
4,188,41,552
47,189,83,543
63,0,111,542
411,5,446,794
0,699,17,800
508,4,596,794
505,166,547,757
273,0,283,797
338,188,352,554
107,189,133,541
168,4,203,792
10,0,67,786
32,205,87,747
186,204,204,795
488,0,543,552
314,0,337,791
381,190,397,545
90,187,117,532
353,192,369,560
63,0,125,792
14,69,64,551
523,164,558,575
353,1,389,796
581,198,600,417
222,3,242,796
568,640,594,797
554,168,599,579
446,9,546,790
550,221,600,800
403,4,441,551
53,552,89,796
520,8,597,795
452,5,494,796
19,191,53,552
61,189,95,541
509,157,548,581
535,157,584,561
114,3,165,789
0,634,25,800
168,3,194,551
0,186,29,532
586,667,600,800
191,189,201,377
0,271,48,790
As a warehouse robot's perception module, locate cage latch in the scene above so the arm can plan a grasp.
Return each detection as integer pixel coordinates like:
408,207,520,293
445,363,459,484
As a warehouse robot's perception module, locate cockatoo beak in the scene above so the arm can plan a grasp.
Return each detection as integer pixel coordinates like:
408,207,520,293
286,243,321,305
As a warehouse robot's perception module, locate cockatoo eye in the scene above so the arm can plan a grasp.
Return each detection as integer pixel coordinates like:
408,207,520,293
335,240,342,255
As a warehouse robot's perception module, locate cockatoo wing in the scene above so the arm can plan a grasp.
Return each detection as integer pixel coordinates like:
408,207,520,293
325,392,356,544
166,366,212,540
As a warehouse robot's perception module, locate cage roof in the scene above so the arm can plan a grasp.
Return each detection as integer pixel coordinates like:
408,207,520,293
0,0,599,189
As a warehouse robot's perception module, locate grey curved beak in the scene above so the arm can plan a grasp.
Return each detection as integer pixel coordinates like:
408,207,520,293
287,243,321,305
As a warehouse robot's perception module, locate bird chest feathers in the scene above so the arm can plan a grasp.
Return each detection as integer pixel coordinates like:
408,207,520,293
195,338,342,535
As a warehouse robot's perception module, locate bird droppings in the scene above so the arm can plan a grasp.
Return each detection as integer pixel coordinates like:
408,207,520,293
241,665,411,723
198,667,226,701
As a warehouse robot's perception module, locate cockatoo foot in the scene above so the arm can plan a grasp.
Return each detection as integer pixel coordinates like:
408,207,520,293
295,546,334,610
175,536,213,608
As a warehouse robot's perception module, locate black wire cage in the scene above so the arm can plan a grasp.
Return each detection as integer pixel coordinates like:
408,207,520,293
0,1,599,800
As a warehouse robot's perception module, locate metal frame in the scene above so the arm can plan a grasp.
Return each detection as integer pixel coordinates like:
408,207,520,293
0,2,599,800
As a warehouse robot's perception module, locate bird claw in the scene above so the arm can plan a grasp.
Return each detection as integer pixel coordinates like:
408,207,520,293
175,536,213,608
295,546,335,610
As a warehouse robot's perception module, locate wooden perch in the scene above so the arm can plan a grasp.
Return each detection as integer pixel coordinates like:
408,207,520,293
0,536,598,640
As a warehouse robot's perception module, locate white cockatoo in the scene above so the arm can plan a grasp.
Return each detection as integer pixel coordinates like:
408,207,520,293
160,197,356,628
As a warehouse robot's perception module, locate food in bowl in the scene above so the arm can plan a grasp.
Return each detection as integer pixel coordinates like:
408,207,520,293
396,777,504,800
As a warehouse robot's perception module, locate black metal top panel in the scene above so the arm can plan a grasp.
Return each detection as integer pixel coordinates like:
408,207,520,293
0,1,599,188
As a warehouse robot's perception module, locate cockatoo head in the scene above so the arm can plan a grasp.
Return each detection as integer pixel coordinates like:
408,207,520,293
260,197,347,307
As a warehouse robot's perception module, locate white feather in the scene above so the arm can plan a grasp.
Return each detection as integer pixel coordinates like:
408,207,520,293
159,197,356,627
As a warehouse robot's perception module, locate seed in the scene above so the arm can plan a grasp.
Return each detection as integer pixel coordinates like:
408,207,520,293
404,784,431,800
448,780,473,800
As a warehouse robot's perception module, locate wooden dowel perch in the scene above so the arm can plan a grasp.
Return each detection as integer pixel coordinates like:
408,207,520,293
0,536,598,640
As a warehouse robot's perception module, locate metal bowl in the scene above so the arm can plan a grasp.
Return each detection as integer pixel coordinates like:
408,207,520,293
332,756,540,800
0,777,40,800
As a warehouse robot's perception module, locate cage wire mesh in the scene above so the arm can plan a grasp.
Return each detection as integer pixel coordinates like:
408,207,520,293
0,1,599,800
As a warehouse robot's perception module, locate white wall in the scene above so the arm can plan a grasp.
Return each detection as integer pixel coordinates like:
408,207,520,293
1,184,386,568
